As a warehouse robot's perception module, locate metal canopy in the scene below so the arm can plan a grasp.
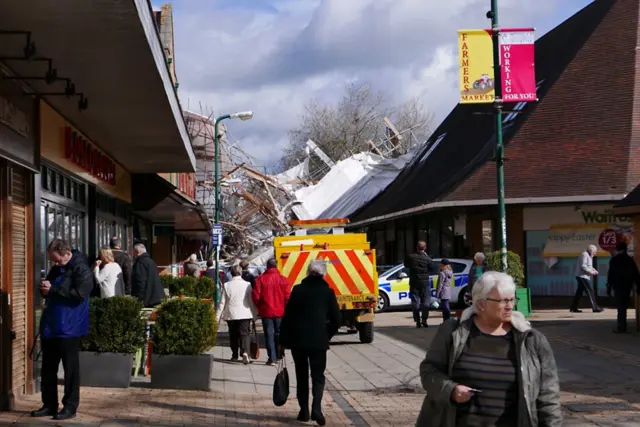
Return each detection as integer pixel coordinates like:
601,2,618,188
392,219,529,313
0,0,196,173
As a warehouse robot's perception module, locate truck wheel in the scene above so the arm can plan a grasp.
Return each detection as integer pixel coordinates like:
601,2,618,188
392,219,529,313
358,322,374,344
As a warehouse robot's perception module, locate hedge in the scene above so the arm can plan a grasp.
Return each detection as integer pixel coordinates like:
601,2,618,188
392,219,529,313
81,296,147,354
162,275,215,300
485,250,525,287
152,298,217,356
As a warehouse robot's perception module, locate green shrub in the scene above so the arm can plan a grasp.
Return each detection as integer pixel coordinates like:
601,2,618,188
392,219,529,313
169,276,197,297
152,298,217,355
486,250,525,287
194,276,215,299
81,296,147,354
160,275,175,290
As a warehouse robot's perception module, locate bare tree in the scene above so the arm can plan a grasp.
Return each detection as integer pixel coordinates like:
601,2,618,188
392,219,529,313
280,82,433,178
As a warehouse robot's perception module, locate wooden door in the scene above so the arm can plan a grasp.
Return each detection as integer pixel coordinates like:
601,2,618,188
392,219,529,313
10,166,28,396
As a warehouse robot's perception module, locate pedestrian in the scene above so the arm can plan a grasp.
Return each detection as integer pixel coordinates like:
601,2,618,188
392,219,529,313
131,243,165,308
93,247,124,298
570,244,603,313
202,259,218,282
240,259,257,288
468,252,490,297
183,253,201,278
607,241,640,333
109,237,132,295
31,239,94,421
252,258,291,365
217,265,257,364
280,260,341,426
404,241,435,328
416,271,562,427
436,259,453,321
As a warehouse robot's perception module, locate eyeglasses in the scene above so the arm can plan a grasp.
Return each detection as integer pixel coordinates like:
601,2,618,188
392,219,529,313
486,297,519,306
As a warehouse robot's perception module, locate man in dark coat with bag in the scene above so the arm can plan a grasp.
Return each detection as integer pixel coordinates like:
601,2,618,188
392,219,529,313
280,260,341,426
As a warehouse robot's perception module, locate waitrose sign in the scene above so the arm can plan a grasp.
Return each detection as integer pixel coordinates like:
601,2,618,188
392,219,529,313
581,210,632,225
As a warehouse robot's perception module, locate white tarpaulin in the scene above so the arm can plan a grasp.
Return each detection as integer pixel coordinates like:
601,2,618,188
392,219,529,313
291,151,415,220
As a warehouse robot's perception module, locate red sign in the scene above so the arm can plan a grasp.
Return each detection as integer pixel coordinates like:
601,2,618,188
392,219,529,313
63,127,116,185
499,28,536,102
598,229,620,252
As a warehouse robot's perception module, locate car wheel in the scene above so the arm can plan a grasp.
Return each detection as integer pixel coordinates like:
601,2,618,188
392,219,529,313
458,286,472,307
376,291,390,313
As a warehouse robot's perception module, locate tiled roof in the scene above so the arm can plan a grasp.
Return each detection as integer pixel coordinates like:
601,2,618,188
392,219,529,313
351,0,636,224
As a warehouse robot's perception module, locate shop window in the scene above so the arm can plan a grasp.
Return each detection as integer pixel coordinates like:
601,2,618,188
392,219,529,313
41,164,86,204
482,219,494,253
441,217,454,258
428,219,441,257
42,202,86,271
396,227,406,263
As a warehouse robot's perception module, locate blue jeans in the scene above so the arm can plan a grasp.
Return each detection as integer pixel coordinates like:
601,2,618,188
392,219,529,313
262,317,282,362
410,288,431,323
440,299,451,321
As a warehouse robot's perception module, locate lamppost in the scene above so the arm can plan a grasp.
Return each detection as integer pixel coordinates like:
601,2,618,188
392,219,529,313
488,0,508,272
213,111,253,304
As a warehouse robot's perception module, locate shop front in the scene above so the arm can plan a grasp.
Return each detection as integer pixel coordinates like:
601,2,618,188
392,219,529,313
0,77,38,409
523,204,633,297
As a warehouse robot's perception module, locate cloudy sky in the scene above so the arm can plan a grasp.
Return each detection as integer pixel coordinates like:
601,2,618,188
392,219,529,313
156,0,594,170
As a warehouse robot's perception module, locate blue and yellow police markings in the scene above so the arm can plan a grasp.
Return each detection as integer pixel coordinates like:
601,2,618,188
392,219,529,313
382,274,470,306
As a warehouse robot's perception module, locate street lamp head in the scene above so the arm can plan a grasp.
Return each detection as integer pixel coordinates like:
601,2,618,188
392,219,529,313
230,111,253,121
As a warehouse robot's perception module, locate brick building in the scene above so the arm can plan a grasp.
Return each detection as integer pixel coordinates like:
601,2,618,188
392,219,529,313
349,0,640,301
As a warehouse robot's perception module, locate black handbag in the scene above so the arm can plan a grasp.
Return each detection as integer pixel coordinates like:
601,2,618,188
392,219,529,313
272,355,290,407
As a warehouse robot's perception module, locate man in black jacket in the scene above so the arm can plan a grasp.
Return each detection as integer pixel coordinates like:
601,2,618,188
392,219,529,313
280,260,341,426
239,259,256,288
131,243,165,308
404,241,435,328
109,237,132,295
607,241,640,333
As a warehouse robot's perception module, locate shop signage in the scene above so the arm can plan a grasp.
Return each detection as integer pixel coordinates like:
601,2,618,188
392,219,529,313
457,28,536,104
542,224,634,258
63,126,116,185
0,96,29,137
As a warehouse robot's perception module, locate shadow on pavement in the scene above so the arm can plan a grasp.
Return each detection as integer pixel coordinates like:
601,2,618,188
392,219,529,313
143,401,294,424
377,316,640,409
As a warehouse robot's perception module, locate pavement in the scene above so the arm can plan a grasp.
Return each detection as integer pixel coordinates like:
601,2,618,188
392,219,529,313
2,308,640,426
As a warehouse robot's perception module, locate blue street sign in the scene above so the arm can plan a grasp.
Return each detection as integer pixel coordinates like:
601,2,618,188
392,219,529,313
212,224,223,247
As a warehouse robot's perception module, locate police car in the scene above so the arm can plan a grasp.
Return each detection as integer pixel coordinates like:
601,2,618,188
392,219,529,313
376,258,473,312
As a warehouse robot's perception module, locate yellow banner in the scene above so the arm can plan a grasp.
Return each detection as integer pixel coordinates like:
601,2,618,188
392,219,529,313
458,29,495,104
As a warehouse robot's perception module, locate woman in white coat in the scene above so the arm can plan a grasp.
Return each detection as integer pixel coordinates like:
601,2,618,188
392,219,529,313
217,264,257,364
94,247,124,298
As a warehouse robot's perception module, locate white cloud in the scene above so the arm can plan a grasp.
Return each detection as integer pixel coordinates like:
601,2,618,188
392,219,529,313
171,0,594,167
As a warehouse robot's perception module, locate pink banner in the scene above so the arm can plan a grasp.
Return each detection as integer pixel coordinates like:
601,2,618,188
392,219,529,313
499,29,536,102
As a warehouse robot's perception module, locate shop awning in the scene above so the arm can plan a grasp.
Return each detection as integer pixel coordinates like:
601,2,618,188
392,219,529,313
0,0,196,173
132,174,212,240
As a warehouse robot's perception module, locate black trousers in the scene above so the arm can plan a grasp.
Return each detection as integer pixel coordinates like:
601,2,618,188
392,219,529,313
41,337,80,412
615,287,632,332
291,348,327,413
227,319,251,358
410,287,430,323
571,277,599,311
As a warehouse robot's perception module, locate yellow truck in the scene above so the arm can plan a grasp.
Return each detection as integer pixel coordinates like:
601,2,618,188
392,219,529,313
274,218,378,343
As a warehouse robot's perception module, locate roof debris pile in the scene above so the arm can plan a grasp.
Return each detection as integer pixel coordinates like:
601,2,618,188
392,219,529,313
184,110,427,264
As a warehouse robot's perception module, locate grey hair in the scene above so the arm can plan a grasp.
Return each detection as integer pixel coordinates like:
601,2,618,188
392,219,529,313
474,252,486,263
587,245,598,254
460,271,530,331
307,260,327,277
188,254,197,262
134,243,147,254
230,264,243,277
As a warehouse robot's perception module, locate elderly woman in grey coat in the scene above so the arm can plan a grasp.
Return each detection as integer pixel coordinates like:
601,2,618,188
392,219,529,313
416,271,562,427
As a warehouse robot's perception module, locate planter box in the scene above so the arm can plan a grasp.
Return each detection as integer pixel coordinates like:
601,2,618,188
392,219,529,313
150,353,213,391
79,352,133,388
516,287,532,317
